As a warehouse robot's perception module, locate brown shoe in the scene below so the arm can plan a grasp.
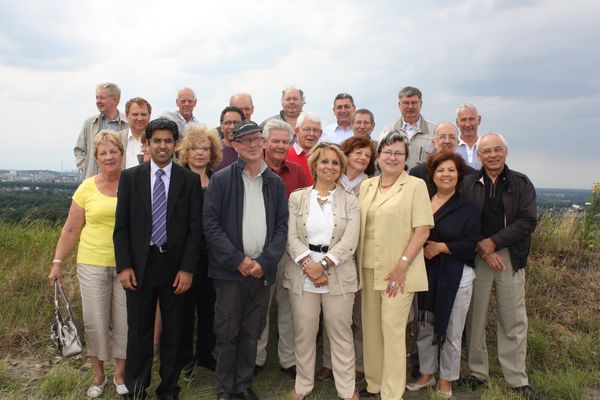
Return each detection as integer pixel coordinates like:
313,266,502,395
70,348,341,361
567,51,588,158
316,367,333,382
355,370,365,384
290,391,305,400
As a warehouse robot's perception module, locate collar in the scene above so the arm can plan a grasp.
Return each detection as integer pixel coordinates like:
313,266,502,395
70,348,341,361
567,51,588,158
101,111,122,123
292,142,304,156
150,160,173,177
402,116,421,130
458,136,479,148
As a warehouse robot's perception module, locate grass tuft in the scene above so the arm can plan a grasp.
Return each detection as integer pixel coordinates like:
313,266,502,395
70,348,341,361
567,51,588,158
37,364,82,399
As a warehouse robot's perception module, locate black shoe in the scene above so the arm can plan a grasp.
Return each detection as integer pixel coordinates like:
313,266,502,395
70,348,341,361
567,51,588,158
457,375,487,391
358,388,379,398
512,385,540,400
280,365,297,379
197,356,217,371
216,393,234,400
158,395,178,400
236,387,260,400
253,364,263,377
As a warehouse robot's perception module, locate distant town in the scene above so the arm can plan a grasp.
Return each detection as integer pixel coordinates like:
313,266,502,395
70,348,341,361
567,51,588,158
0,169,594,221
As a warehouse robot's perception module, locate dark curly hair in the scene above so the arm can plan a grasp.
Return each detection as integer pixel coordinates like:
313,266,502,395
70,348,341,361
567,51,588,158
424,151,468,192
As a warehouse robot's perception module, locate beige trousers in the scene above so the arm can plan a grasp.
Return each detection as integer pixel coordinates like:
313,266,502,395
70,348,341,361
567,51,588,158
361,269,413,400
77,264,128,361
322,294,363,372
465,248,529,387
290,290,355,398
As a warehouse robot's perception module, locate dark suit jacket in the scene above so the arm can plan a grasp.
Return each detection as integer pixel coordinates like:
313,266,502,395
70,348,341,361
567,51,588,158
114,161,204,287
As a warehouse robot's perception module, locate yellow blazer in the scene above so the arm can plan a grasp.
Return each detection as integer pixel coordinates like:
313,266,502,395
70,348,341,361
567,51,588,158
357,172,433,291
283,186,360,296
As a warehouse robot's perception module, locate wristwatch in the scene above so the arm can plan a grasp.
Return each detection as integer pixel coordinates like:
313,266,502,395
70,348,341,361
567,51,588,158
320,259,330,272
400,256,409,265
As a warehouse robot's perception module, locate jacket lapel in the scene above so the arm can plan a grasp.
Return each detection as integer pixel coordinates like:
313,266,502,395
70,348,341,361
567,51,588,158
138,163,152,217
167,164,184,221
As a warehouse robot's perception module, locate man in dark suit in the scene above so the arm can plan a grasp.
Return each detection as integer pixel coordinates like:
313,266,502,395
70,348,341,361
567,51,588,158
114,117,203,400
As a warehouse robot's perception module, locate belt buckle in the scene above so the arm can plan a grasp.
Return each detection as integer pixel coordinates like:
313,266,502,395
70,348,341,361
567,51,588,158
157,244,167,253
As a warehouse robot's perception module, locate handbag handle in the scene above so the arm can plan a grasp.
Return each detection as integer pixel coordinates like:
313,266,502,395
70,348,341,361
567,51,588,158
54,281,75,320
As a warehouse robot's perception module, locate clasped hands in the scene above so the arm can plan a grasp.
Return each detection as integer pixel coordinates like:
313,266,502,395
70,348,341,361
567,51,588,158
476,238,505,272
237,256,264,278
302,259,329,288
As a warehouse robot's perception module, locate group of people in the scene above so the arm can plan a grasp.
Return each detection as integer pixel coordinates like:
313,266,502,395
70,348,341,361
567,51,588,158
47,83,539,400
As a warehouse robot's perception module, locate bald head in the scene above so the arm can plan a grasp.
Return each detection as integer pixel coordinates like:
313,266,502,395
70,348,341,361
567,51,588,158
432,122,459,152
229,93,254,121
176,87,197,121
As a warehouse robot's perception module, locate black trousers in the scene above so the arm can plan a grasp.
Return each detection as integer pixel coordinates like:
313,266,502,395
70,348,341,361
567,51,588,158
213,278,270,395
125,248,184,398
181,273,216,366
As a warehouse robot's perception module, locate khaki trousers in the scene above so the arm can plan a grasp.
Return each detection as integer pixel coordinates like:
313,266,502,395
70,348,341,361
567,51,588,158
322,293,364,372
361,269,413,400
465,248,529,387
77,264,128,361
290,290,355,398
256,256,296,368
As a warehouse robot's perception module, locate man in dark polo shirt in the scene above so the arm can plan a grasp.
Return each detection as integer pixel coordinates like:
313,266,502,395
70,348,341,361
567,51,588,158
460,132,539,400
255,119,311,378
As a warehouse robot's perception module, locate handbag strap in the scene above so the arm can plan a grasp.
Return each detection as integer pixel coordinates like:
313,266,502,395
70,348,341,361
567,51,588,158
54,281,75,319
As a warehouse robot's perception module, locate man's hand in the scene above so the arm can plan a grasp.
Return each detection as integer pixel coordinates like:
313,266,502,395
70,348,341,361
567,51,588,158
477,238,496,258
237,256,254,277
249,260,264,278
119,268,138,291
483,251,505,272
173,271,193,294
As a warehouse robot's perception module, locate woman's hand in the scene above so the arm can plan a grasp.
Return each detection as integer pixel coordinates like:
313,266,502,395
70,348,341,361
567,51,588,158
313,273,329,288
424,241,448,260
384,262,409,297
303,261,325,281
48,263,63,286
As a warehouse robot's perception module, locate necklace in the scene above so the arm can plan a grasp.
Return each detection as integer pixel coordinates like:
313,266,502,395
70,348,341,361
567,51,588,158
379,180,395,189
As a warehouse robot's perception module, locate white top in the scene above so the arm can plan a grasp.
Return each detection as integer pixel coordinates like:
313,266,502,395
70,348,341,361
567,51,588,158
293,188,340,293
459,265,476,288
320,123,354,144
125,128,143,169
241,162,268,259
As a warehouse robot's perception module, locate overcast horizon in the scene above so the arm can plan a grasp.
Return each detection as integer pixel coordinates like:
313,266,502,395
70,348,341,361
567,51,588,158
1,0,598,190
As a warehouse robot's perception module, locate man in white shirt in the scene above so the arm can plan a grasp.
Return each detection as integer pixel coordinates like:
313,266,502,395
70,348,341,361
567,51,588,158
321,93,356,144
162,87,202,138
119,97,152,169
379,86,437,169
455,103,482,169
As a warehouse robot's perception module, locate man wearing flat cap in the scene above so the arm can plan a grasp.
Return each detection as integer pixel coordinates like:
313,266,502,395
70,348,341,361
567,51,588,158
203,121,288,400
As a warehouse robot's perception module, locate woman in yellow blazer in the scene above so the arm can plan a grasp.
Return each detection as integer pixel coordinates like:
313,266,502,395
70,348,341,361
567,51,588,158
357,131,433,400
283,143,360,400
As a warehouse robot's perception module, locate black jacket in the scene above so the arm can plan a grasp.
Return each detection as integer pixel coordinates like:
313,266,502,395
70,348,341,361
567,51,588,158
113,162,204,287
461,165,537,271
203,159,288,284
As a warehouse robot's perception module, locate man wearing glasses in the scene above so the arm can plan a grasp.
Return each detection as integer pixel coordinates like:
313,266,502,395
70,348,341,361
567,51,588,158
379,86,437,169
204,121,288,400
214,106,244,171
286,112,323,184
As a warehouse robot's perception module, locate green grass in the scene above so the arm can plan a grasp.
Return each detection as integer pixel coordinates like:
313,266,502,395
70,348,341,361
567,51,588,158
0,210,598,399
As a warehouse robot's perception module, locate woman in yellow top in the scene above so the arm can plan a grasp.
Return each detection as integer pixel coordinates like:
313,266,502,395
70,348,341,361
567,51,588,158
357,131,433,400
49,130,128,398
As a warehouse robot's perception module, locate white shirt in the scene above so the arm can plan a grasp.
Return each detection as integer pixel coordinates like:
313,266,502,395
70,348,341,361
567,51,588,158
292,142,304,156
456,137,481,169
320,123,354,144
125,129,143,169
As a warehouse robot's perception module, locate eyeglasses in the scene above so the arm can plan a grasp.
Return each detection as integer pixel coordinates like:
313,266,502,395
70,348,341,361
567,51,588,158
400,100,421,107
222,120,241,126
350,150,372,159
235,136,264,146
478,146,506,155
150,138,175,145
380,150,406,159
190,146,211,152
301,127,322,134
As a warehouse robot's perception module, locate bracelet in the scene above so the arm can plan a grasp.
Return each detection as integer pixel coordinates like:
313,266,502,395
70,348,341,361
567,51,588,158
52,259,63,265
301,258,313,267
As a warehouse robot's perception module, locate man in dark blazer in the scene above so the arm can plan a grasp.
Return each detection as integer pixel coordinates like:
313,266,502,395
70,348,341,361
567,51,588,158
114,117,203,400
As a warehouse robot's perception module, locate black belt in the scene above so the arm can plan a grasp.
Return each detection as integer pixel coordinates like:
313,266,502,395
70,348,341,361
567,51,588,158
150,244,168,253
309,244,329,253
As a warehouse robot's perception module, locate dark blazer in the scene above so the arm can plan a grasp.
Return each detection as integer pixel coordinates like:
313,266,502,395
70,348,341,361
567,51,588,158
114,161,204,286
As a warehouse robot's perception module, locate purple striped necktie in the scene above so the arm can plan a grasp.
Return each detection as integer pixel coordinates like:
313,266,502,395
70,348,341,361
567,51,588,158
151,169,167,246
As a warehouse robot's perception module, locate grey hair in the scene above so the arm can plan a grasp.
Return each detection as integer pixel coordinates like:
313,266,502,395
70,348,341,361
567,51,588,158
456,102,480,117
262,119,293,140
296,112,321,128
281,86,306,104
377,130,409,156
480,131,508,148
434,122,459,137
229,92,253,106
96,82,121,100
177,87,196,100
398,86,422,100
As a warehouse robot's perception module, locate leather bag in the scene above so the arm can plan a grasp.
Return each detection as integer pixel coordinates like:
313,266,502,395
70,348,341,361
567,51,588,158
50,281,84,357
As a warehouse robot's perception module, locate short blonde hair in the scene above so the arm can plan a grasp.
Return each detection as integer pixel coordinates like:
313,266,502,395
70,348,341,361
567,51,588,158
307,143,347,183
178,125,223,171
93,130,124,158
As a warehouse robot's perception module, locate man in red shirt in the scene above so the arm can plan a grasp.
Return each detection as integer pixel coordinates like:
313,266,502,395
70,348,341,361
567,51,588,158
285,112,323,184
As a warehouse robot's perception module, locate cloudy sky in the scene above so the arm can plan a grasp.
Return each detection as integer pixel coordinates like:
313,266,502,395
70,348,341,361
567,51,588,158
0,0,598,189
